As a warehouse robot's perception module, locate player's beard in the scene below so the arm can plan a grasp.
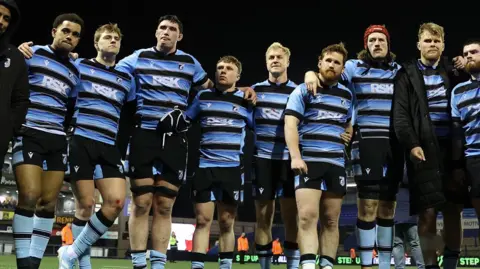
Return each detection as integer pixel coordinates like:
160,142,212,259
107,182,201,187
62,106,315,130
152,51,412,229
465,60,480,75
320,68,341,84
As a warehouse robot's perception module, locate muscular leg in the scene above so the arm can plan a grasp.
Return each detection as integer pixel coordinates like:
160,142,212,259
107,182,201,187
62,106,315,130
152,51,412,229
295,188,321,269
441,202,463,269
417,208,438,268
255,199,275,269
71,179,96,269
58,177,125,268
377,200,396,269
217,201,237,269
191,201,215,269
13,164,42,269
280,198,300,269
129,177,154,269
30,170,65,269
319,192,343,269
150,178,179,269
356,198,378,269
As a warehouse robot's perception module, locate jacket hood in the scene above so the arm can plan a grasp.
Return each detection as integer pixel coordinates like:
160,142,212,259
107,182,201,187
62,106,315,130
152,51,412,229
0,0,20,53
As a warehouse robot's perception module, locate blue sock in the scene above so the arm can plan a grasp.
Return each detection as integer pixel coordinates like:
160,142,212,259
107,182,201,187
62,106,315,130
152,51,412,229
29,211,54,268
130,250,147,269
13,208,34,268
72,210,114,257
377,218,394,269
443,247,460,269
300,254,316,269
320,255,335,268
256,242,272,269
150,250,167,269
190,252,205,269
356,219,376,267
284,241,300,269
72,218,91,269
219,252,233,269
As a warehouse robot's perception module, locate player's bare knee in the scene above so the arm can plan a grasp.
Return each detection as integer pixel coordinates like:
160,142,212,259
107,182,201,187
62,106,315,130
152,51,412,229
154,201,173,217
378,201,396,219
104,196,125,214
18,190,40,210
321,214,339,231
76,198,94,219
132,199,152,216
218,215,235,233
195,212,213,229
358,199,378,221
297,206,318,230
78,196,95,212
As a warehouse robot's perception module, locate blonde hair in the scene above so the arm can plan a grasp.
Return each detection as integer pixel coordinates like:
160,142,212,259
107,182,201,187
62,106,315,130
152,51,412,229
266,42,291,59
94,23,123,43
418,22,444,41
217,55,242,75
319,42,348,64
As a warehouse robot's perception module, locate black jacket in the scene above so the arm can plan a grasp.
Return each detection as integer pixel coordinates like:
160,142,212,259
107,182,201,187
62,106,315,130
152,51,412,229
393,57,467,213
0,0,29,163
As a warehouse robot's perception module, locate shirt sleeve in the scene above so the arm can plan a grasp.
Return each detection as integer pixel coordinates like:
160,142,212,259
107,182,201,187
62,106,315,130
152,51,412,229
284,84,308,120
192,56,208,87
116,51,139,75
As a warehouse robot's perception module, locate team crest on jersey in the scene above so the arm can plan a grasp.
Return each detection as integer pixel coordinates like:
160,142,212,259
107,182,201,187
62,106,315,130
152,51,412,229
178,64,184,70
90,69,95,74
341,99,348,107
116,77,123,84
69,72,74,78
232,105,239,112
44,60,50,66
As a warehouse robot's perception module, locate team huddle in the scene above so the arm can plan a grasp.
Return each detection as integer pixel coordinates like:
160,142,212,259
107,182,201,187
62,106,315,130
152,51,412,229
0,1,479,269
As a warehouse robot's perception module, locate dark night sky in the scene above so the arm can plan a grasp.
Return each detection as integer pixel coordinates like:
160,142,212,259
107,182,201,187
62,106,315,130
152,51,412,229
12,1,477,86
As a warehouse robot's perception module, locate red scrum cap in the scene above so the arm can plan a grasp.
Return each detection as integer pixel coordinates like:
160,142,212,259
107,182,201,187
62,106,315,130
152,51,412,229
364,25,390,49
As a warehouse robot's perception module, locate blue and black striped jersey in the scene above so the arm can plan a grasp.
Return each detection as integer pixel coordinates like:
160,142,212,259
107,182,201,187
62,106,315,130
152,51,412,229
72,58,136,145
24,45,80,135
116,47,208,130
252,79,297,160
185,88,254,168
285,83,353,167
451,79,480,158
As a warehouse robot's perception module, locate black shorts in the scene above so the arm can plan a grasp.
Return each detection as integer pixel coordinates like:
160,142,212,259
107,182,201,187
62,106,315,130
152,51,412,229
128,128,187,186
466,157,480,199
294,162,347,196
192,166,244,205
12,127,68,171
252,157,295,200
69,135,125,181
352,134,403,201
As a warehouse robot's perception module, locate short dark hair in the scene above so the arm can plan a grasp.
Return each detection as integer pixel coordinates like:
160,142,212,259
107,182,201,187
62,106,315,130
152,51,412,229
464,38,480,48
319,42,348,64
53,13,85,35
158,15,183,34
